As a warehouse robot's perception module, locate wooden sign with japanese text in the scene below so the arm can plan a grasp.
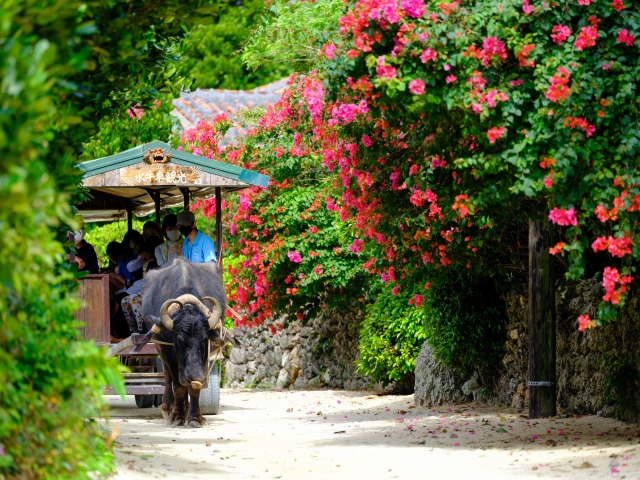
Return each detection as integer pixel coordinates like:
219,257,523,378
119,164,202,186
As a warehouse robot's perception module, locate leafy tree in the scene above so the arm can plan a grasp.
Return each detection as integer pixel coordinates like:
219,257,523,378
242,0,343,71
179,0,291,89
0,0,219,477
81,99,177,160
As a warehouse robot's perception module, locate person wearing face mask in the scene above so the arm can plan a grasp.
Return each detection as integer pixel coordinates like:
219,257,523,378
69,221,99,274
175,210,217,263
154,214,183,267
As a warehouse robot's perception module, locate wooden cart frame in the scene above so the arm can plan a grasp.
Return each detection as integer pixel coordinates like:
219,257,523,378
75,140,268,408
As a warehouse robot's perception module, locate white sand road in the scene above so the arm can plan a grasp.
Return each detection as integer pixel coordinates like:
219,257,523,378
105,389,640,479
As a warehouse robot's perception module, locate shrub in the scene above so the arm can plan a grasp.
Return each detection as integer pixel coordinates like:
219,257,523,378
357,283,427,389
422,268,506,374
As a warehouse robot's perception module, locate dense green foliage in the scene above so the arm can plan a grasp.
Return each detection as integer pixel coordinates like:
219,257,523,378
81,99,176,161
85,219,146,268
242,0,342,71
179,0,290,89
357,283,427,387
0,0,217,476
421,269,506,373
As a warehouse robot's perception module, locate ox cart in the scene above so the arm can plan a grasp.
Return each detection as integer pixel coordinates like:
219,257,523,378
74,140,268,413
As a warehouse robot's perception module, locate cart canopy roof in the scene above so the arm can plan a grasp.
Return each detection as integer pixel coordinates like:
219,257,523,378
76,140,269,222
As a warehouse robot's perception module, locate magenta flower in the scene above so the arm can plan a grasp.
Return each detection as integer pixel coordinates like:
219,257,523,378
287,251,302,263
548,207,578,226
400,0,425,18
617,29,635,46
409,79,425,95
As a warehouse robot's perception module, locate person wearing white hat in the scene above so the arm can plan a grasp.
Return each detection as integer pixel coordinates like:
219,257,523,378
70,220,99,274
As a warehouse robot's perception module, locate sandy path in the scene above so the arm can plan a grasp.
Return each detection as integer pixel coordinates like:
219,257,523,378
106,389,640,479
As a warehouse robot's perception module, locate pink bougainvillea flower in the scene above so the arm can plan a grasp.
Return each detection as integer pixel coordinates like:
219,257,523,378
480,36,507,66
445,75,457,83
545,67,571,103
348,238,364,253
522,0,534,15
551,25,571,44
409,79,426,95
602,266,633,304
376,56,397,78
486,126,505,144
575,26,598,51
400,0,425,18
543,175,554,189
287,251,302,263
314,264,323,275
420,48,437,63
408,294,424,307
617,29,635,46
361,134,373,147
323,42,336,59
577,0,591,4
563,116,595,137
611,0,625,11
548,207,578,226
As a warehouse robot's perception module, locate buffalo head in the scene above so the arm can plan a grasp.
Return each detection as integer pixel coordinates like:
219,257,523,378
150,294,241,387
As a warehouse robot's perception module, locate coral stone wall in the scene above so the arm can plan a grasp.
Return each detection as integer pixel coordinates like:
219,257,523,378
224,309,375,391
415,279,640,422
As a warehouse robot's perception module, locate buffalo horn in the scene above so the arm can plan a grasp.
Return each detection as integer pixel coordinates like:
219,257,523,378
174,294,211,317
159,298,183,331
202,296,222,331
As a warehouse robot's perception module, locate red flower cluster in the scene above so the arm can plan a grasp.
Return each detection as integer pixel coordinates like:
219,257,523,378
545,67,571,103
602,267,633,304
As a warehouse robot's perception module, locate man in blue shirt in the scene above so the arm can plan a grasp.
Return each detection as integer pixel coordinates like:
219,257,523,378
176,210,217,263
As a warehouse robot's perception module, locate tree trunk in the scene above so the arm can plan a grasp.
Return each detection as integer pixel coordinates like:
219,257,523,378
528,219,556,419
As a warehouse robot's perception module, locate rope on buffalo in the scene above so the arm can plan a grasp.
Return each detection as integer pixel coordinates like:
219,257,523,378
190,341,224,390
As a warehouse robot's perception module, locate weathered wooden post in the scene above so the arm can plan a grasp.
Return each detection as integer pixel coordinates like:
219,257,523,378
127,201,133,232
528,219,556,418
179,187,190,210
215,187,223,270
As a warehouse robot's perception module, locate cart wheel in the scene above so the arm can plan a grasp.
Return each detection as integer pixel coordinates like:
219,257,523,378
199,362,220,415
154,357,164,407
135,394,155,408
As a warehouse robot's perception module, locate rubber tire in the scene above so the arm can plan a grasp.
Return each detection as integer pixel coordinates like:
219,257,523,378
135,394,155,408
199,362,220,415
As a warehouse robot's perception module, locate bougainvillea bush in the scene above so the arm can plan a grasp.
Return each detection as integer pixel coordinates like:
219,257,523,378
180,87,367,326
315,0,639,329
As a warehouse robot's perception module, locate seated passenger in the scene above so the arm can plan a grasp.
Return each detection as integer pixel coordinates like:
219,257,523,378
143,221,162,242
69,220,99,274
155,214,182,267
126,236,162,284
121,241,160,333
175,210,217,263
126,230,145,257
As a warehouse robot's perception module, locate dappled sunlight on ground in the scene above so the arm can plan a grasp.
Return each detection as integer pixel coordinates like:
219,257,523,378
104,389,640,479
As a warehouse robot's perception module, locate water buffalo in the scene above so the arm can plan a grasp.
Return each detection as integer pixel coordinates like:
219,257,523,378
141,257,240,427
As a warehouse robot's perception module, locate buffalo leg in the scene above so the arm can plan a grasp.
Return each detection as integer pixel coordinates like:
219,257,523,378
187,387,206,428
161,360,174,420
170,384,189,427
